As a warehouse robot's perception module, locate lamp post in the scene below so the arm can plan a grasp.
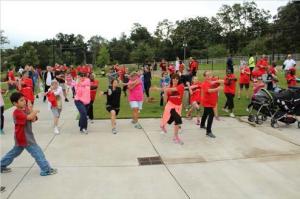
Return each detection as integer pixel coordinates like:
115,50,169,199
183,41,187,63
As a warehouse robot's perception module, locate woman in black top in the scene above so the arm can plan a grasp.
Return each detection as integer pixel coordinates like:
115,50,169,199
143,66,152,102
100,79,121,134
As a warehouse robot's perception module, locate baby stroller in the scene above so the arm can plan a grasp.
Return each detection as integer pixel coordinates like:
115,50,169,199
248,88,276,124
270,86,300,128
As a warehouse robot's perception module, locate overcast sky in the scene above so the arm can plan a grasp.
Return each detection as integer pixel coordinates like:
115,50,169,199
1,0,289,48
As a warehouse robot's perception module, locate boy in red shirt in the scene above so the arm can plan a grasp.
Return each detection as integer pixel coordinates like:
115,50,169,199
88,73,99,123
200,71,223,138
238,64,251,99
223,70,237,117
1,92,57,176
7,66,16,91
186,76,202,125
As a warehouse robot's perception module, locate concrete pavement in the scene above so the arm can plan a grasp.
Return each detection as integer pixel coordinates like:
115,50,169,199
1,95,300,199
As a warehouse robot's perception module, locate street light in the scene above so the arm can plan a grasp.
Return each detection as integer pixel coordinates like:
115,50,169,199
183,42,187,62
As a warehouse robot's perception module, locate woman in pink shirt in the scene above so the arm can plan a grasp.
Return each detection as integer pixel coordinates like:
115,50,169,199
127,72,143,129
74,73,91,134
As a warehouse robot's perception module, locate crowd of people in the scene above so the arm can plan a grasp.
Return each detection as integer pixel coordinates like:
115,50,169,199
0,54,299,180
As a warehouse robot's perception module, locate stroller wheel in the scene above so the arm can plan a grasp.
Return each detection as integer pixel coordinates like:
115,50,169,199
255,116,263,125
298,122,300,129
258,115,267,122
248,114,255,122
271,119,279,128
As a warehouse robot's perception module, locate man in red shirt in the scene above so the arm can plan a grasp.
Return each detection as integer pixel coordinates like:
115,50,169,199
238,64,251,99
255,55,269,77
223,70,237,117
7,67,16,91
200,71,223,138
286,68,297,88
88,74,98,123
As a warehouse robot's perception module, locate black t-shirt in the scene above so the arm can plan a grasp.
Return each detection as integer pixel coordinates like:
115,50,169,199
266,74,274,91
104,87,121,108
143,71,151,84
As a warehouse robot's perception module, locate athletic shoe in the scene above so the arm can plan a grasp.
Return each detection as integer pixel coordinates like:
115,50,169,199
196,120,201,125
222,108,229,113
82,129,88,134
65,98,69,102
206,132,216,138
134,123,142,129
40,168,57,176
112,128,118,134
0,186,5,193
160,126,167,134
173,137,184,145
54,127,60,134
1,167,12,173
246,108,250,112
230,113,235,118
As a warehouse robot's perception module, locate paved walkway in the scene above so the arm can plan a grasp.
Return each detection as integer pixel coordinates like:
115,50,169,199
1,96,300,199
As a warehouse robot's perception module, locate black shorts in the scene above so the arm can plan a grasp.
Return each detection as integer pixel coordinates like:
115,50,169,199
106,106,120,115
192,70,197,77
239,83,249,89
167,108,182,125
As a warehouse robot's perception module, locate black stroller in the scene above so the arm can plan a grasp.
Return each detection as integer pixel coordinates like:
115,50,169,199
248,88,276,124
270,87,300,128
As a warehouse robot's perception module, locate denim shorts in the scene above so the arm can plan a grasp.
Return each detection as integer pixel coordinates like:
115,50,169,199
129,101,143,110
51,108,62,118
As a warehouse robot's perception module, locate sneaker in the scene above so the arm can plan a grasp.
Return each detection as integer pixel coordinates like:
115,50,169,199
1,167,12,173
246,108,250,112
206,132,216,138
230,113,235,118
160,126,167,134
196,120,201,125
0,186,5,193
65,98,69,102
112,128,118,134
40,168,57,176
173,137,184,145
54,127,60,134
222,108,229,113
134,123,142,129
82,129,88,134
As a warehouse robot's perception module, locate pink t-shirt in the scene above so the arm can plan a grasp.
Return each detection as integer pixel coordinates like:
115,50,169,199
128,78,143,102
74,78,91,105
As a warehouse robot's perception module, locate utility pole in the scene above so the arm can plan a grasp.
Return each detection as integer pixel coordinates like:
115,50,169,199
183,38,187,64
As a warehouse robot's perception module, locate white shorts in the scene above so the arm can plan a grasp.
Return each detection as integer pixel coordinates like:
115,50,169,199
129,101,143,110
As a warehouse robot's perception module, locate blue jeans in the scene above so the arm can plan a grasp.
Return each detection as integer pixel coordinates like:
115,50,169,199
1,144,52,175
75,100,89,131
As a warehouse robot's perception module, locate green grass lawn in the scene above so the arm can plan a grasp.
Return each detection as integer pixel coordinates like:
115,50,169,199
93,68,298,119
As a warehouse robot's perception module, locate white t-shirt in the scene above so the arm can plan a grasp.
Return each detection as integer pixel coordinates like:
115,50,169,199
175,60,180,71
46,71,52,86
283,59,296,70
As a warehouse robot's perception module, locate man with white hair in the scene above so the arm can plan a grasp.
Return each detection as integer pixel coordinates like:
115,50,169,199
283,54,296,74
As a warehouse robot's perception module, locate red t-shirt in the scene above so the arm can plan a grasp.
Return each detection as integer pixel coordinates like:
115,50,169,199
71,68,77,78
286,74,297,87
167,84,184,105
179,64,185,73
90,79,99,101
190,82,202,104
201,80,218,108
269,67,277,75
224,74,237,94
239,66,250,84
8,70,15,81
13,109,27,146
189,60,198,72
20,78,34,103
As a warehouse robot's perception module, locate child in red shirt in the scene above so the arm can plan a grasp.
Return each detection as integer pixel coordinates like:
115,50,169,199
17,71,34,109
286,68,297,88
186,76,202,125
223,70,237,117
200,71,223,138
238,64,251,99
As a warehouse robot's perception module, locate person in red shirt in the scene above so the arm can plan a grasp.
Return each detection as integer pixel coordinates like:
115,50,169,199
178,60,185,75
17,71,34,109
186,76,202,125
200,71,223,138
189,57,199,77
255,55,269,77
70,65,77,79
157,74,185,144
168,64,175,76
238,64,251,99
286,68,297,88
0,92,57,176
88,73,99,123
160,59,167,72
7,66,16,91
223,70,237,117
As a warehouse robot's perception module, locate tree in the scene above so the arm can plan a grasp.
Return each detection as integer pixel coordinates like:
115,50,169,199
109,33,132,64
0,30,9,47
130,42,154,64
130,23,152,46
154,19,174,42
87,35,107,65
96,45,110,67
19,42,39,66
207,44,228,58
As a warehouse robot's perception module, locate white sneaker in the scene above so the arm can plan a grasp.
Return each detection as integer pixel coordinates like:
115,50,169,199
54,127,60,134
246,108,249,112
222,108,229,113
82,129,88,134
230,113,235,118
